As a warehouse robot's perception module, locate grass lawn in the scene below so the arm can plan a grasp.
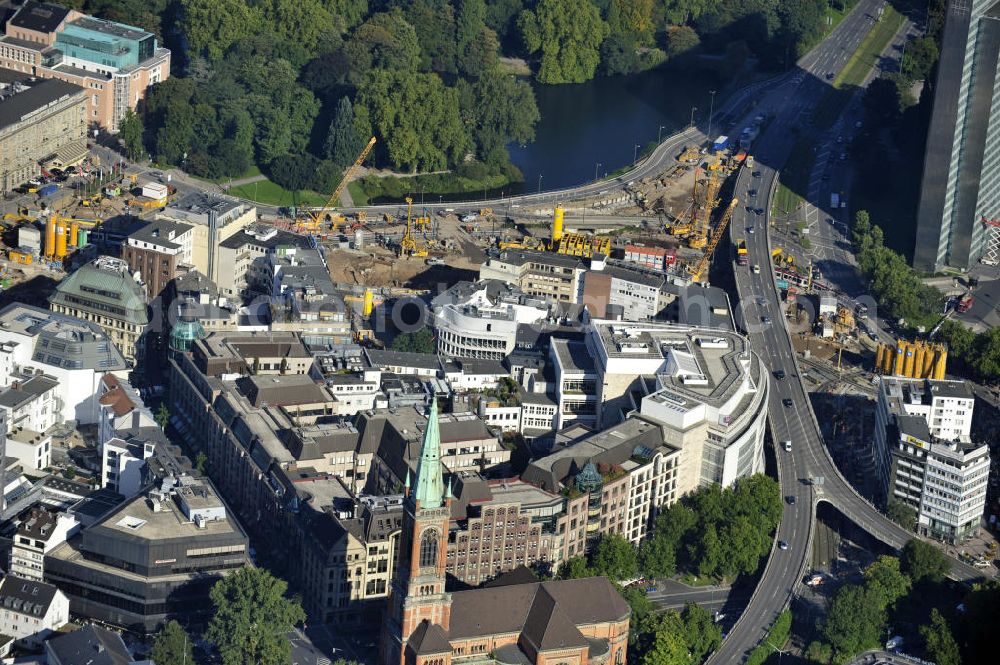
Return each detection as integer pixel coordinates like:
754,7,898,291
834,5,904,89
812,6,904,130
347,181,369,207
773,134,814,215
228,178,327,207
190,165,262,185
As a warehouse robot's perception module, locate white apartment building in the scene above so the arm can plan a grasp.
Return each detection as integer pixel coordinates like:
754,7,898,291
101,436,155,498
585,321,769,491
9,508,80,582
874,378,989,543
6,428,51,470
96,374,157,446
0,304,129,424
433,280,551,360
550,338,600,430
0,576,69,649
0,374,58,434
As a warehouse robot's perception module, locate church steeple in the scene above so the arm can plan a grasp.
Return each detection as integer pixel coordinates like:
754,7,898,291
413,398,445,508
381,398,453,665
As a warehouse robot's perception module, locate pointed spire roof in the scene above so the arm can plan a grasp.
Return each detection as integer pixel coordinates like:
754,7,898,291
413,399,445,508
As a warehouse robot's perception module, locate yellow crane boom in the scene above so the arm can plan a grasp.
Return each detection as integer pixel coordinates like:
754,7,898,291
305,136,376,232
688,197,738,282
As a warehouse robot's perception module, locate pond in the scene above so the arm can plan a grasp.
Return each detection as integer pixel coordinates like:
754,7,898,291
508,65,725,192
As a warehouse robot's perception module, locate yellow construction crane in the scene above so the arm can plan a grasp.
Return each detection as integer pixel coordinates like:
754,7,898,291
298,136,376,233
688,198,738,282
668,170,699,237
688,169,722,249
399,197,427,257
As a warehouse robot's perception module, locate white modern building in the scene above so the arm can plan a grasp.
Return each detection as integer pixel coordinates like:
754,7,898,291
550,339,600,430
0,576,69,648
874,377,989,543
586,321,770,490
101,436,155,498
433,280,551,360
0,304,129,424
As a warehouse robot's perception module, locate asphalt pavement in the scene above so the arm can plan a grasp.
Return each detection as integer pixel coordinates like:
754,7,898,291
708,1,988,663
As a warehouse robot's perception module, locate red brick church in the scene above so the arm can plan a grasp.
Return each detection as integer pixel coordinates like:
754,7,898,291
380,400,631,665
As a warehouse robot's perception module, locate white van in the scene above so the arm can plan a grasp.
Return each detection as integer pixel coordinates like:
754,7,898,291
783,440,792,452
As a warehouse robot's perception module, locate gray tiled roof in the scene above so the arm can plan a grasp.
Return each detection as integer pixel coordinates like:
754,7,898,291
49,259,148,325
0,78,83,132
45,625,133,665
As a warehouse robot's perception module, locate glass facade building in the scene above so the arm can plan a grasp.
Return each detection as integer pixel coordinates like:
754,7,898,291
914,0,1000,271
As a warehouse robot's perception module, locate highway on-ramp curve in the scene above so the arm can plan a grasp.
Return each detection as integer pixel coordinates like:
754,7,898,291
709,2,987,663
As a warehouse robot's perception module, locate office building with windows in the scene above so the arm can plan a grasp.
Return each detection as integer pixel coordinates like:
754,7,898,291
873,377,989,543
914,0,1000,270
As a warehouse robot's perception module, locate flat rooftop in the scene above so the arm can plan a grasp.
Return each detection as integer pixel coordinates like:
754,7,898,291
592,322,754,408
103,485,237,540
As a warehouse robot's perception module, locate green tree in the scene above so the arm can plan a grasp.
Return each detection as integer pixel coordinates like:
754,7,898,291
886,499,917,532
324,97,365,166
639,532,677,578
823,585,887,660
558,556,592,580
680,602,722,663
608,0,653,42
590,534,638,581
355,69,471,171
155,403,170,429
262,0,334,55
901,539,950,585
863,555,912,609
344,11,422,86
901,36,939,82
600,33,640,76
805,640,832,664
519,0,608,84
205,567,306,665
407,0,458,73
180,0,262,61
919,609,960,665
151,620,194,665
267,154,317,204
664,24,700,59
118,109,144,161
641,613,689,665
457,69,539,165
195,451,208,475
391,329,436,354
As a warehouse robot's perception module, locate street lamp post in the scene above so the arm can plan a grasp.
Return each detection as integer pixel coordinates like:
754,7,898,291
689,106,698,129
633,144,641,164
707,90,717,142
538,174,543,194
658,125,666,143
595,162,601,182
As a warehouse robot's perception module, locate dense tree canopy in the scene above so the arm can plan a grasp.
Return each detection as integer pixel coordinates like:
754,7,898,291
518,0,608,83
150,620,194,665
900,539,950,585
205,567,306,665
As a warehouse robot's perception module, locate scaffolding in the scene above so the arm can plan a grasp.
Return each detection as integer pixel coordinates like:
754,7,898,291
981,216,1000,266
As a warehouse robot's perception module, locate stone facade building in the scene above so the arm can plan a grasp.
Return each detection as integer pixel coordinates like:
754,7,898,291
0,77,86,191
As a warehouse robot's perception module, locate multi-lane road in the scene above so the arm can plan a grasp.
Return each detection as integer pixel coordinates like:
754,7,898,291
710,1,986,663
